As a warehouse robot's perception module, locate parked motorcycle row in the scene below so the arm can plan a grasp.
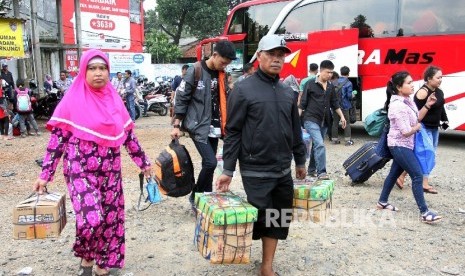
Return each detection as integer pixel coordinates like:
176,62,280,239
1,77,172,124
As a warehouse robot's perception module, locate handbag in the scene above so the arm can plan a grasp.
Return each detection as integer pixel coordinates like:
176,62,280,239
375,119,393,159
364,108,387,137
414,127,435,174
136,173,162,211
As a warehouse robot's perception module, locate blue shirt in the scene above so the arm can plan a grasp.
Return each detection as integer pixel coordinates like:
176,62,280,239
337,77,353,110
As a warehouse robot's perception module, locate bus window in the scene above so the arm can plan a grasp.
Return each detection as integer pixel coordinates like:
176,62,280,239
245,2,289,43
399,0,465,36
323,0,397,38
275,2,323,34
228,8,245,34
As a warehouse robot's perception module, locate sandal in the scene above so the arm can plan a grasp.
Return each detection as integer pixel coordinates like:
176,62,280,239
421,210,442,224
376,202,398,211
77,265,93,276
395,178,404,189
423,186,438,194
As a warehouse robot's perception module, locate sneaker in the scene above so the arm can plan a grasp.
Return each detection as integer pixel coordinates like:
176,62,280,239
345,140,354,146
308,171,318,178
36,131,41,136
20,134,27,138
318,174,330,180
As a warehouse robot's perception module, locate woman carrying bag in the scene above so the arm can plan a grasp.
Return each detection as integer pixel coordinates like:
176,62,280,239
396,65,449,193
375,71,441,224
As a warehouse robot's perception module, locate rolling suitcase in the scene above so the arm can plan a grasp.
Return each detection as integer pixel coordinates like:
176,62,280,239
343,142,389,183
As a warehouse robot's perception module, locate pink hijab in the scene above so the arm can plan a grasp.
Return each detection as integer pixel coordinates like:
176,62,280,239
47,49,133,147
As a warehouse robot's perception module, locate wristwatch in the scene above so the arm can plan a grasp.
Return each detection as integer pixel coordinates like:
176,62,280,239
173,124,180,128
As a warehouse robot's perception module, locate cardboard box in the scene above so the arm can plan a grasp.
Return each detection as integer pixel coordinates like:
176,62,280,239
194,193,257,264
13,192,67,240
293,198,332,223
194,212,253,264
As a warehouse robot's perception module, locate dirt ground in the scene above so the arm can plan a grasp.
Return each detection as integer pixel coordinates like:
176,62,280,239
1,114,464,276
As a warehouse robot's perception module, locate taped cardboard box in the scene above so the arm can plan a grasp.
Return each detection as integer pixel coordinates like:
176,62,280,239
194,193,257,264
293,198,331,223
13,192,67,240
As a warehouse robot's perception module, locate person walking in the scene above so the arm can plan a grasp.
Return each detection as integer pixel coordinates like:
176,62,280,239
299,60,346,179
171,40,237,211
395,65,448,194
33,49,152,276
376,70,442,223
331,66,354,146
216,35,307,276
123,70,137,121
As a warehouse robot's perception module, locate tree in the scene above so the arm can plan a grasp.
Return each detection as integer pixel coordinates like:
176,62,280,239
350,14,374,38
145,30,182,63
144,9,158,33
226,0,250,10
156,0,228,45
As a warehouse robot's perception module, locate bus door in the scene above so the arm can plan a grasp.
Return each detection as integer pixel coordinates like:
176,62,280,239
283,28,360,115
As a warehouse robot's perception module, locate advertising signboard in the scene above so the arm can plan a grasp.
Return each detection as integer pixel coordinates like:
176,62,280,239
0,19,25,58
61,0,144,52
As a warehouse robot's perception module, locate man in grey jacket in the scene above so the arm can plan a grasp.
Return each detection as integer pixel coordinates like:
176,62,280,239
216,35,307,276
171,40,237,210
124,69,137,121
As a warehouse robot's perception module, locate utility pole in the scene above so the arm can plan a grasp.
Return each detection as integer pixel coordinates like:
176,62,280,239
12,0,25,80
57,0,64,73
30,0,42,91
74,0,82,60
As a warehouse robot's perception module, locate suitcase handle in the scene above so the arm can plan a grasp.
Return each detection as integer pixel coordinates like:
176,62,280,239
357,161,368,171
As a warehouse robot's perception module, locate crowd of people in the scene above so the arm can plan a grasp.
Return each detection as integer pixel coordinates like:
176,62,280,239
0,35,445,276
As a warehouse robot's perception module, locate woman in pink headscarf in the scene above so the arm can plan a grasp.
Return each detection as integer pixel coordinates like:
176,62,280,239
33,49,152,276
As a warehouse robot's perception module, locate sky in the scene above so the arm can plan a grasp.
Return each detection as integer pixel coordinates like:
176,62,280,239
143,0,156,11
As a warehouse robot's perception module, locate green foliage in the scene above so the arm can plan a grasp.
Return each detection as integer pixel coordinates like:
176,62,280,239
145,30,182,63
156,0,229,45
144,9,158,33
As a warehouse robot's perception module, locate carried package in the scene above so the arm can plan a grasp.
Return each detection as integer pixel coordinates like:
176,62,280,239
193,192,258,264
13,192,67,239
293,179,334,222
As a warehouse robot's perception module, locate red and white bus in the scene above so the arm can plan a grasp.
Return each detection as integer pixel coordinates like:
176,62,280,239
197,0,465,131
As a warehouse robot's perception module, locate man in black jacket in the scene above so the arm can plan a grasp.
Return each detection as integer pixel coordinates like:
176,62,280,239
171,40,237,210
217,35,306,276
299,60,347,180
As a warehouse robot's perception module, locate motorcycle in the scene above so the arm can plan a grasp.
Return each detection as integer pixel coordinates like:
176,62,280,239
146,93,169,116
30,79,63,119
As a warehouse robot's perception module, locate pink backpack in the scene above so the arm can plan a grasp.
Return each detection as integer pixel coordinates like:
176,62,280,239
16,88,32,112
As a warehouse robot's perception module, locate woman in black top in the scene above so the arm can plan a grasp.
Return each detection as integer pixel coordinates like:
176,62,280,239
396,65,448,193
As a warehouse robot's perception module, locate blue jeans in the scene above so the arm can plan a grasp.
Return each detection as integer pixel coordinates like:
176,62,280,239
189,137,219,202
303,121,327,176
126,93,136,121
379,146,428,213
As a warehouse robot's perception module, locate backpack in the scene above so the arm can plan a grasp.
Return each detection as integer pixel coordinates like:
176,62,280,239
16,88,32,112
171,62,202,126
154,139,195,197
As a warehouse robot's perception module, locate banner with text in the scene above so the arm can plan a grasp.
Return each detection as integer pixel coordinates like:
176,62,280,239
62,0,143,52
0,19,25,58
